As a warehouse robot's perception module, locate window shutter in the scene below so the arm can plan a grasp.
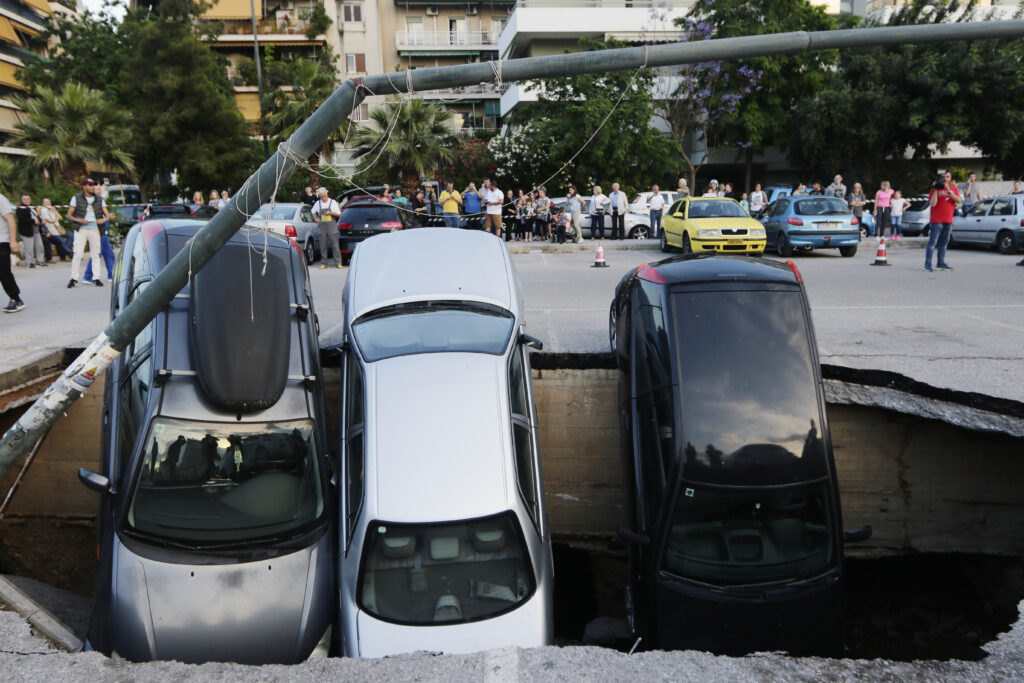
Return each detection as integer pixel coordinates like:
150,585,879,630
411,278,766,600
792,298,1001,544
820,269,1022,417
355,53,366,73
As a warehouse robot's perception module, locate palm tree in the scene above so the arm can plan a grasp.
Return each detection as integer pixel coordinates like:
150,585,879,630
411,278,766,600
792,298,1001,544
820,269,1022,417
349,98,455,192
264,58,349,188
10,82,134,186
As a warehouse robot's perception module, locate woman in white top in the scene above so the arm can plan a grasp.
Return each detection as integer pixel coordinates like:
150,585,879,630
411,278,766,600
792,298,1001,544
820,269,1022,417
588,186,609,240
749,183,768,215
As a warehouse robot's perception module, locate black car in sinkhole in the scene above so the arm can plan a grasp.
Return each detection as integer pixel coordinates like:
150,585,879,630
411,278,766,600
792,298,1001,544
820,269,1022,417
78,219,334,664
609,253,871,656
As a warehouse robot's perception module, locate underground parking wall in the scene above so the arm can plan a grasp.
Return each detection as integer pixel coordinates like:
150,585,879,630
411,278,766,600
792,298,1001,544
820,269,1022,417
1,349,1024,660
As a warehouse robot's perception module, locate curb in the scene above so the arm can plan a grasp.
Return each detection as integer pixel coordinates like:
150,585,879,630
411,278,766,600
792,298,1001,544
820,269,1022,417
0,575,83,652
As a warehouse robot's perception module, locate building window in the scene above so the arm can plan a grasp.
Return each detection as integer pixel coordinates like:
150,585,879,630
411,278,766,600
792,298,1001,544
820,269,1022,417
346,53,366,73
350,103,370,122
341,3,362,22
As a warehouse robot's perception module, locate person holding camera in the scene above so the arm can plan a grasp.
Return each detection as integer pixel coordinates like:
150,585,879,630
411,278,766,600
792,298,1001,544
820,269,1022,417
924,171,962,272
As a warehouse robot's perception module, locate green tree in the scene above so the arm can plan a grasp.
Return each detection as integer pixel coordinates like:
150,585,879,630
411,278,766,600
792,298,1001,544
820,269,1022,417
791,0,1024,191
437,137,497,190
517,37,676,195
685,0,836,191
10,82,134,186
17,6,123,94
349,98,455,191
263,56,349,188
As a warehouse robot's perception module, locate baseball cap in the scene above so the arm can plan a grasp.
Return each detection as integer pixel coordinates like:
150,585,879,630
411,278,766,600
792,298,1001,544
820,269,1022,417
83,178,97,186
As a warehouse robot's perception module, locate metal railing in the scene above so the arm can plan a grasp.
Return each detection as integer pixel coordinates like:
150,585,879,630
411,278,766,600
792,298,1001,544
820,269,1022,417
216,18,316,36
515,0,694,7
424,83,504,97
395,30,499,48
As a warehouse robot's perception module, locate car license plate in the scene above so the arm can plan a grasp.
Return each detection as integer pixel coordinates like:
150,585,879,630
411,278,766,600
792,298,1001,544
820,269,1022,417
728,239,743,245
817,221,840,230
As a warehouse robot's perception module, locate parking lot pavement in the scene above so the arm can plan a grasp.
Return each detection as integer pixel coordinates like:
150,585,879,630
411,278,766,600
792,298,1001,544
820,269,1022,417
3,236,1022,406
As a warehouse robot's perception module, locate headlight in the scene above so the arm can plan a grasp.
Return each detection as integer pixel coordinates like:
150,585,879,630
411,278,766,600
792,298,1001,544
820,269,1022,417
696,229,720,237
749,228,766,237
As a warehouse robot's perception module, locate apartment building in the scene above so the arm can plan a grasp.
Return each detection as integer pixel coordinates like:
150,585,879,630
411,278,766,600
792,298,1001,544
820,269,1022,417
0,0,77,158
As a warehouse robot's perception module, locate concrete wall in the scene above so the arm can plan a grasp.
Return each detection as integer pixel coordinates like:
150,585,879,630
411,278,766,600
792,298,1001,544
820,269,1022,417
3,367,1023,557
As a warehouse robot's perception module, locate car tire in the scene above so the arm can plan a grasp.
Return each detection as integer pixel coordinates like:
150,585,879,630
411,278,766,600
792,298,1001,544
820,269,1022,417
609,303,618,355
630,225,649,240
947,232,957,248
839,245,857,257
922,225,930,237
997,230,1016,254
681,233,693,255
659,231,669,253
304,239,316,266
777,231,793,257
860,225,868,239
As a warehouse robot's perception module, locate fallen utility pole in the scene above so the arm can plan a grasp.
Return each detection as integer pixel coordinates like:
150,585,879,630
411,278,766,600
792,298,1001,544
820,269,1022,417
2,20,1024,481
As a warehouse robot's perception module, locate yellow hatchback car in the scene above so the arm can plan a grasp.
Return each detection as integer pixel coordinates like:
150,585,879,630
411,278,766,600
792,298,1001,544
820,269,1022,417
660,197,766,255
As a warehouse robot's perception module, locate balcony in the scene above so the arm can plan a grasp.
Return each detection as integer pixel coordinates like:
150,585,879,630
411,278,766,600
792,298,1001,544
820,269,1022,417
208,17,328,46
396,30,498,55
421,83,503,100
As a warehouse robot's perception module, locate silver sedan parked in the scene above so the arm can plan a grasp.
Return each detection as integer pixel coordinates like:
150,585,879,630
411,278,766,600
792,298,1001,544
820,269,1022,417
951,195,1024,253
246,203,321,264
338,228,554,657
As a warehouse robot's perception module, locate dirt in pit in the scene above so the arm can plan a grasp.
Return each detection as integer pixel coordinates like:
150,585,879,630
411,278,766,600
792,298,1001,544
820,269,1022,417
0,517,95,598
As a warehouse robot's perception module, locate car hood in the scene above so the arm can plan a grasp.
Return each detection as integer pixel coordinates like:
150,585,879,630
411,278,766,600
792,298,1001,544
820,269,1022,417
353,591,550,658
110,538,330,664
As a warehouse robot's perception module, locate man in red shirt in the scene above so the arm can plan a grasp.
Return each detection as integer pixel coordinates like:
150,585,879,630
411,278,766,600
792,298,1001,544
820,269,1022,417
924,170,962,272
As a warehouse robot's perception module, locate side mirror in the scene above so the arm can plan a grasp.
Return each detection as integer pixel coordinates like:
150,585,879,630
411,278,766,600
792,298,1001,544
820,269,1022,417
617,526,650,546
673,212,684,218
520,333,543,351
844,525,872,543
78,468,112,495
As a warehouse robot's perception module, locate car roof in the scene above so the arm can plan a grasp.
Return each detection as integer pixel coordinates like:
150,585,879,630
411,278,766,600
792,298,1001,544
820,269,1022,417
347,228,519,321
684,196,742,202
648,253,801,286
368,352,511,522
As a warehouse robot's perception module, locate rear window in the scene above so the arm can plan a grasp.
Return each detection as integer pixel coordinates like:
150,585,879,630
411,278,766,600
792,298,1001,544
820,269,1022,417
150,205,191,216
358,512,536,626
341,205,400,223
907,199,930,212
794,198,848,216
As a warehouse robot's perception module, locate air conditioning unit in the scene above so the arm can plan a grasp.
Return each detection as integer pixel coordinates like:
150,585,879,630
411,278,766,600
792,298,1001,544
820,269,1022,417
466,6,478,15
425,6,439,15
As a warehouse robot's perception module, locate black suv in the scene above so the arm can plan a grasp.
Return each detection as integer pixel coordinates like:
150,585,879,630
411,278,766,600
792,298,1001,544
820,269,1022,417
610,253,870,656
337,198,411,264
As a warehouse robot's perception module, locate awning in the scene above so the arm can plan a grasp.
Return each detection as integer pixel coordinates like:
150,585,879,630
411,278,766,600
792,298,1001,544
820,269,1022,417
0,17,23,46
18,0,51,17
0,102,23,132
202,0,263,20
0,60,23,90
398,50,486,57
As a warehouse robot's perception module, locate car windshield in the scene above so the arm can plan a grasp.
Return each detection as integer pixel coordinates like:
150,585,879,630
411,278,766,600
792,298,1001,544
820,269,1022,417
688,201,748,219
341,205,400,224
127,418,324,546
672,290,828,486
795,198,849,216
358,512,535,626
353,301,515,362
663,480,835,586
251,206,296,221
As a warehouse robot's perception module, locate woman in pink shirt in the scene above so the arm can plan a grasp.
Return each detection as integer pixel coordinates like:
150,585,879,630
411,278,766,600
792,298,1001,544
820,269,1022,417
874,181,894,240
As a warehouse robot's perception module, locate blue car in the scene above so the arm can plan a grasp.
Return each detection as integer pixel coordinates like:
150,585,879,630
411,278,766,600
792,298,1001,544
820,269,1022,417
759,196,862,257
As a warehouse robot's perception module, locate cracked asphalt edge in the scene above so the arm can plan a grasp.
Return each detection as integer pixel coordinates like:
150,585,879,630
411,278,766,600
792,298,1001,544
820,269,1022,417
0,577,82,653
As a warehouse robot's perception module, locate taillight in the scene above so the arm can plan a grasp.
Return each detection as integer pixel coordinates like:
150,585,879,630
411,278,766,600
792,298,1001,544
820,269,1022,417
1020,219,1024,227
284,224,297,237
636,263,667,284
339,222,353,231
786,260,803,283
381,221,402,229
851,216,859,225
288,238,304,259
787,217,803,226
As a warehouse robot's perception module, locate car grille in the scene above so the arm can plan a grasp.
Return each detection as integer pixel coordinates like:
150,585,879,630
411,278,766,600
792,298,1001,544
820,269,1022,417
721,228,748,235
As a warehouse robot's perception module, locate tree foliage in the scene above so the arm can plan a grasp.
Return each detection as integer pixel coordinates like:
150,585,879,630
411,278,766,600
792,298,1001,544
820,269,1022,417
790,0,1024,190
437,137,497,190
349,98,456,191
508,37,676,195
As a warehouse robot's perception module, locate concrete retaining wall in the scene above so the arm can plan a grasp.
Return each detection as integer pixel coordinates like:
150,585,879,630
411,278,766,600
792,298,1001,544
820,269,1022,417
2,365,1023,557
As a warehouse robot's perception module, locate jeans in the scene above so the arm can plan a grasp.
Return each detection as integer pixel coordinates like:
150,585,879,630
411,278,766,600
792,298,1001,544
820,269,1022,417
890,215,902,238
610,209,624,239
649,209,663,238
443,212,460,228
0,243,20,300
42,231,71,261
84,233,116,281
591,213,605,239
925,222,952,268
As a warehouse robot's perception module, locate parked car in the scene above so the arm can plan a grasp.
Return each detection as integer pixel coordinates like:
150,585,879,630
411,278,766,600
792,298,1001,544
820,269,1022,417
246,202,321,265
609,253,871,656
888,197,931,237
950,195,1024,253
114,203,195,231
550,197,653,239
760,196,860,257
659,197,766,255
338,228,553,657
337,198,412,265
79,219,333,664
629,191,681,214
105,184,143,205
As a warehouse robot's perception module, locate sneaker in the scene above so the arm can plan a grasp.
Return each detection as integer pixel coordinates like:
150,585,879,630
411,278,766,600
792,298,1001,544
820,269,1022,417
936,264,953,271
93,279,103,287
922,266,933,272
38,261,47,267
67,278,78,288
319,264,327,269
3,298,24,313
337,264,344,269
28,263,35,268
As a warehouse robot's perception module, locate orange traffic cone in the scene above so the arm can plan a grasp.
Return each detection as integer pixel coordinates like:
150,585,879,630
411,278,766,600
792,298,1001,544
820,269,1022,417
870,237,890,266
592,241,608,268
